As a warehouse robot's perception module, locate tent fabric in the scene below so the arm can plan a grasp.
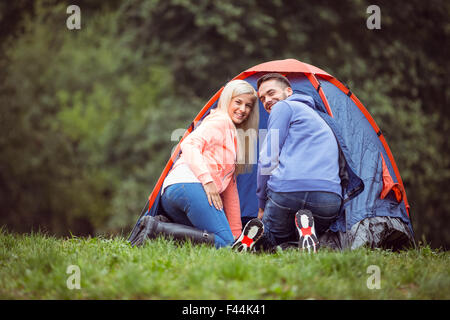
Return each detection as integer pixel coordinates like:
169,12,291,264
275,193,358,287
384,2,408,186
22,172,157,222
380,153,403,203
318,80,412,236
129,59,415,250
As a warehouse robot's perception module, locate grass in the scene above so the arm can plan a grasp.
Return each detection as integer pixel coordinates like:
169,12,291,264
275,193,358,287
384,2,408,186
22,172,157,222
0,229,449,300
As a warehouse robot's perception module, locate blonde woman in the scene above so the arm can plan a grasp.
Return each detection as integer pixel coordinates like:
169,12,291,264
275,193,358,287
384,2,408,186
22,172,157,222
133,80,262,248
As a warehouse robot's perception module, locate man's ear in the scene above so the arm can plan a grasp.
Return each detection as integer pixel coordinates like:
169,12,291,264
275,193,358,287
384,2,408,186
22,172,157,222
286,87,293,97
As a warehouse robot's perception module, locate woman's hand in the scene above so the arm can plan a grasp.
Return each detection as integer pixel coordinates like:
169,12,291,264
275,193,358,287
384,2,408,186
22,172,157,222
203,181,223,211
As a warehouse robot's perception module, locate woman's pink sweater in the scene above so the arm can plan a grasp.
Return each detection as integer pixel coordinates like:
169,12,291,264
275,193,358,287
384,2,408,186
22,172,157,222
173,110,242,238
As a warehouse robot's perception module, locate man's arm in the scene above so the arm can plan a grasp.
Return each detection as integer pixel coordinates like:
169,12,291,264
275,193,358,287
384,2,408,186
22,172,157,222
256,102,292,210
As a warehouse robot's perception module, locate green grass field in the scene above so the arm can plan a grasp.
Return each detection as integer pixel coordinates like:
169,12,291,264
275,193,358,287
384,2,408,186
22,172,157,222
1,230,448,300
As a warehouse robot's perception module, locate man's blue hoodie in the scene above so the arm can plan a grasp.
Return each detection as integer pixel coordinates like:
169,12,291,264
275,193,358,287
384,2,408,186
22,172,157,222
257,93,342,209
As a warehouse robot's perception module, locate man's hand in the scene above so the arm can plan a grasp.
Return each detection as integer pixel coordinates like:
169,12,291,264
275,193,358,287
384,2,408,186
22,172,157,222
257,208,264,219
203,181,223,211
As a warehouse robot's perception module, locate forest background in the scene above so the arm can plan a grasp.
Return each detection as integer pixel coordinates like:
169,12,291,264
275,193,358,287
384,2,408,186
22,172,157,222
0,0,448,249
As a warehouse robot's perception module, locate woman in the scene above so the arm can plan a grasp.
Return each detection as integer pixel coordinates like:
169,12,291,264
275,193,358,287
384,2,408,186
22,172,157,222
133,80,260,248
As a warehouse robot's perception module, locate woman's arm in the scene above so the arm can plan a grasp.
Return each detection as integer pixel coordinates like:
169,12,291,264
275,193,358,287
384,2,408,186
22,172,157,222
180,117,225,210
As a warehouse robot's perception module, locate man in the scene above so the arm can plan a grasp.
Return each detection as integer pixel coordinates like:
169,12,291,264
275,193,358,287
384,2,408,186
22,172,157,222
255,73,343,253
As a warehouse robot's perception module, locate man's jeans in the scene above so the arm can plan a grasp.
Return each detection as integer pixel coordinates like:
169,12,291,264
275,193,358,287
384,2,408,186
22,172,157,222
160,183,235,248
260,189,342,248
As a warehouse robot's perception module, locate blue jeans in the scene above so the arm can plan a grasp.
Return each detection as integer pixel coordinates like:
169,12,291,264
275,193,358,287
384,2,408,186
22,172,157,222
160,183,235,248
260,190,342,248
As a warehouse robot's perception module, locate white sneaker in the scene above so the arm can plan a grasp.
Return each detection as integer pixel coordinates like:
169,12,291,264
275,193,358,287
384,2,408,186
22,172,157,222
295,210,319,253
232,218,264,252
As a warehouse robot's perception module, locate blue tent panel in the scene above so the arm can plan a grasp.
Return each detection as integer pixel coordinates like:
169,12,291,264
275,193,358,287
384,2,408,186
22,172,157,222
320,80,411,234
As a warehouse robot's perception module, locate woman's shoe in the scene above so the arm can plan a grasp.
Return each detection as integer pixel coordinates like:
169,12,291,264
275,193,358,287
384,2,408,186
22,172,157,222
130,215,215,247
130,216,154,247
295,209,319,253
232,218,264,252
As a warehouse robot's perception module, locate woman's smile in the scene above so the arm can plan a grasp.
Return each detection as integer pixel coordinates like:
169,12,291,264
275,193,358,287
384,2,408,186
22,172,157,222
228,93,255,125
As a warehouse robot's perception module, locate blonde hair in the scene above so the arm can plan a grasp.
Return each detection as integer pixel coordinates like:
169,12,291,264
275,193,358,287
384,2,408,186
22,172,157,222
216,80,259,175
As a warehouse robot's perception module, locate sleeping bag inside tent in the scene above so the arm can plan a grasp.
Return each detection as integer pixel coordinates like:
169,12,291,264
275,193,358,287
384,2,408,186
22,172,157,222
129,59,415,250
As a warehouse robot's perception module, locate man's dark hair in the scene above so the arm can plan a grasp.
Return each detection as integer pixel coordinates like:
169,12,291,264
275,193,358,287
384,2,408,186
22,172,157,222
256,73,292,90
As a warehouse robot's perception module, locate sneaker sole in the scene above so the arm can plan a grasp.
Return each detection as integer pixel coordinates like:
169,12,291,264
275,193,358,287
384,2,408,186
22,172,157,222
295,210,319,253
232,219,264,252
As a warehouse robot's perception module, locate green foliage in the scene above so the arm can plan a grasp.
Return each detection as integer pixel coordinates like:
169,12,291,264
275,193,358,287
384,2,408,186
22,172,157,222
0,0,448,247
0,232,449,299
0,1,199,235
